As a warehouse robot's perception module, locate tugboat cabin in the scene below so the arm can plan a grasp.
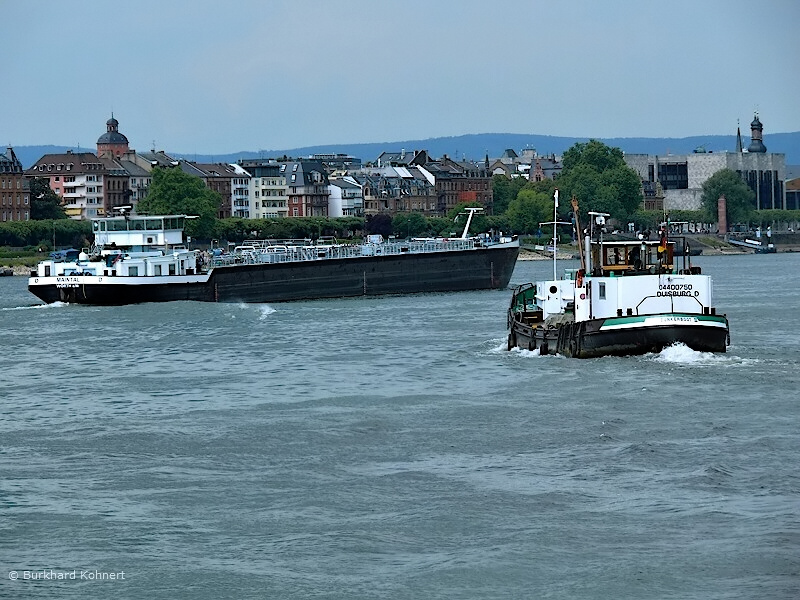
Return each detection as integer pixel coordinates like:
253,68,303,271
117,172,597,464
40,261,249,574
590,239,699,276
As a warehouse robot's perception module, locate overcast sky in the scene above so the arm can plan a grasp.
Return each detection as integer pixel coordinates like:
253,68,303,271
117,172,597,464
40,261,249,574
2,0,798,154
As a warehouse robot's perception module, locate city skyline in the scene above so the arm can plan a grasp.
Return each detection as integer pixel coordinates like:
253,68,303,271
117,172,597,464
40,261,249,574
2,0,799,155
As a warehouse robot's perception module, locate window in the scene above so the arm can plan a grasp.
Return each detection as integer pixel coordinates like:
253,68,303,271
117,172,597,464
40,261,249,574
599,282,606,299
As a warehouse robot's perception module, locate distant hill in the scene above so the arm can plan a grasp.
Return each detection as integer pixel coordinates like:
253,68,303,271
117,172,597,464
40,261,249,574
13,132,800,169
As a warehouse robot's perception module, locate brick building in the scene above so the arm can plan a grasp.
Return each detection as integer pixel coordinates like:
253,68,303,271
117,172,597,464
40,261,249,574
0,147,30,221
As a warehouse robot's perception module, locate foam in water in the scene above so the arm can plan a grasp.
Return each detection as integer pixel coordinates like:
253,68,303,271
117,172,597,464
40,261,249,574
652,342,723,364
2,301,69,311
258,305,277,320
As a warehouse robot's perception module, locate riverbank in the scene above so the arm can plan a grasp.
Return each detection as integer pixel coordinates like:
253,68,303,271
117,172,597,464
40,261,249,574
520,233,800,261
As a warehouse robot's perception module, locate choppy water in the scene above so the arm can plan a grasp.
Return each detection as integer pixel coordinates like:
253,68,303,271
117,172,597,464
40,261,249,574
1,254,798,599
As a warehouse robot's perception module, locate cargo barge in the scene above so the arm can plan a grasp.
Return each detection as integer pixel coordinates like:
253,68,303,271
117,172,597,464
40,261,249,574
28,211,519,306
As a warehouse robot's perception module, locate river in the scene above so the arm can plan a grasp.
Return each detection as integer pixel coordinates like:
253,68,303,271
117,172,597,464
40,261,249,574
1,253,798,599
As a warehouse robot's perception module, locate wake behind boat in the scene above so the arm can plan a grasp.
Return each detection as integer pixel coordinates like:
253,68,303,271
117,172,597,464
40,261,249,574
28,210,519,305
507,197,729,358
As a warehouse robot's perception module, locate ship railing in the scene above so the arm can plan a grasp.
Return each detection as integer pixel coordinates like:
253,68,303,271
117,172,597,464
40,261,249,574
209,237,477,267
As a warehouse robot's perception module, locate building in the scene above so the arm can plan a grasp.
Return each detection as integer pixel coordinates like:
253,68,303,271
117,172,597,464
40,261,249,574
26,150,107,219
237,159,288,219
347,166,436,216
786,166,800,211
528,155,562,182
96,116,130,158
116,152,152,208
624,114,786,211
0,147,30,221
371,150,494,215
489,148,562,181
282,160,330,217
422,154,494,214
100,157,132,215
228,163,251,219
328,178,363,217
309,153,362,173
179,161,236,219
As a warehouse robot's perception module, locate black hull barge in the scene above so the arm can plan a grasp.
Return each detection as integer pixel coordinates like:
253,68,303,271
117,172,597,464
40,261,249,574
29,213,519,306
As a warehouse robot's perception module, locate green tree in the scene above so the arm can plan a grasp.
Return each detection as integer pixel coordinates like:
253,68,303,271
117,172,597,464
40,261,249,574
556,140,643,220
365,213,392,237
505,189,552,234
491,174,528,214
136,167,221,239
392,212,428,238
29,177,67,220
700,169,755,225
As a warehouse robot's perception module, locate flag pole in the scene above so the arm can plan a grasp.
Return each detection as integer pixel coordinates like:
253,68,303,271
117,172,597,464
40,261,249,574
540,189,571,281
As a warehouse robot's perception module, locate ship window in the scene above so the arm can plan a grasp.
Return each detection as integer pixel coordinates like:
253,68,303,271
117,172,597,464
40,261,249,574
128,266,139,276
599,282,606,299
154,264,162,276
169,264,176,276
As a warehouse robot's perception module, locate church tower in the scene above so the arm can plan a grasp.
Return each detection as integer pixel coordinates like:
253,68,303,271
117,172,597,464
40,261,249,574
97,115,130,158
747,112,767,153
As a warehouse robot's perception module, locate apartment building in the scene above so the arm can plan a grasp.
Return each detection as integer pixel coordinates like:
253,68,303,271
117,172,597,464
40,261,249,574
347,166,435,216
283,160,329,217
328,178,363,217
237,160,288,219
0,147,30,221
26,151,107,219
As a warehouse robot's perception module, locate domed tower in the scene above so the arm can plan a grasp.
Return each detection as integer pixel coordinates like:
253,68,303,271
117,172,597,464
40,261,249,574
747,113,767,153
97,115,130,158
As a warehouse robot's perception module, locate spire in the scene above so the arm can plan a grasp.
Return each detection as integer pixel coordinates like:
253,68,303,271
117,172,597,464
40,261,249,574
736,119,743,153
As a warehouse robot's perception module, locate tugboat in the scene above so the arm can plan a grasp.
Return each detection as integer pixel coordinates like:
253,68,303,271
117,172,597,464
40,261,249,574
507,198,729,357
28,208,520,305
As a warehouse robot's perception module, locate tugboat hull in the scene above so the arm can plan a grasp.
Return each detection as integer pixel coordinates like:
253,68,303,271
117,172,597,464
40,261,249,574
509,313,730,358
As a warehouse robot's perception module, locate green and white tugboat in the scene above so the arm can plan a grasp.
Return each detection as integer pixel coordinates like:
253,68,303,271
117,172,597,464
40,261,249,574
507,196,730,358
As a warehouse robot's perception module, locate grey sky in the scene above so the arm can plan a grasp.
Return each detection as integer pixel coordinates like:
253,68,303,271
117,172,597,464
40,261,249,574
2,0,798,154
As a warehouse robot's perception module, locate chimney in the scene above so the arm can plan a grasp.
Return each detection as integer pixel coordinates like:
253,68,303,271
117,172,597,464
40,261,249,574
717,195,727,234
